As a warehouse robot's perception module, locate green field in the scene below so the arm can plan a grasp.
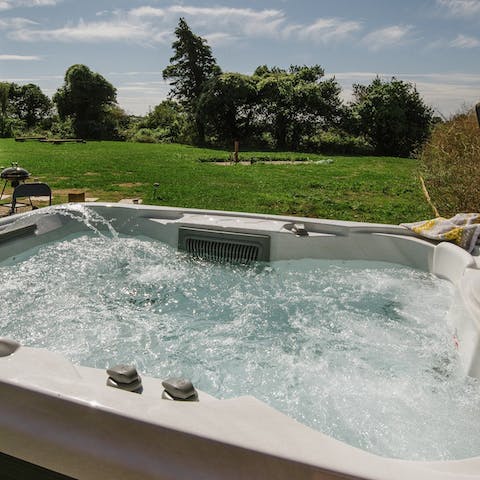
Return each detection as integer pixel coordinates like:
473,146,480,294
0,139,431,224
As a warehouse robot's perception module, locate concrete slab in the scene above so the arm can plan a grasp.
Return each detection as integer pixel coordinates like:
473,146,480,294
118,198,143,204
29,196,52,202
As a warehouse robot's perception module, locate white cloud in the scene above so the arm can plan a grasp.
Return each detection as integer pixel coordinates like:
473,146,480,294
362,25,413,51
450,33,480,47
168,5,280,20
130,6,284,27
131,5,287,40
298,18,362,43
0,0,60,10
11,18,155,43
0,53,41,60
203,32,238,47
0,17,37,29
129,6,166,18
436,0,480,16
7,5,364,47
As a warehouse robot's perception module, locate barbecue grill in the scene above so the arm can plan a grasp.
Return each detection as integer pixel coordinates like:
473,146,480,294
0,163,31,200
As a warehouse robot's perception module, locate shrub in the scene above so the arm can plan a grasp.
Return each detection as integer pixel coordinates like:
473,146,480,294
258,132,276,150
127,127,175,144
128,128,157,143
0,116,14,138
49,117,75,138
419,108,480,216
301,130,374,155
0,117,29,138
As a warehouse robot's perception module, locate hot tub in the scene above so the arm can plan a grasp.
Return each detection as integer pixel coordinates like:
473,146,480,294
0,203,479,480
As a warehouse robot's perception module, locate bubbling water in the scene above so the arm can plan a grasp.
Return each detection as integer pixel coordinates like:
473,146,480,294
1,231,479,461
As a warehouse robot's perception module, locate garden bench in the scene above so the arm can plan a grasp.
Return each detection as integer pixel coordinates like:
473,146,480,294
15,136,47,142
40,138,86,145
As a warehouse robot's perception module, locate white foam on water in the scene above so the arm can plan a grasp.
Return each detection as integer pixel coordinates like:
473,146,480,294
1,233,479,461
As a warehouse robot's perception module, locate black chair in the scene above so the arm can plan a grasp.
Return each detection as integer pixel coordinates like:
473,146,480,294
10,182,52,215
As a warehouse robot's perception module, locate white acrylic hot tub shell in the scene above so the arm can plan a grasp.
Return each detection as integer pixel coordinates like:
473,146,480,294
1,203,480,480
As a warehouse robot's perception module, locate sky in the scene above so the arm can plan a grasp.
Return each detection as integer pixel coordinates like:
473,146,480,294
0,0,479,117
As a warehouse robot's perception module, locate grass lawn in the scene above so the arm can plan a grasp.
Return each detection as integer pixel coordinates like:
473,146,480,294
0,139,431,224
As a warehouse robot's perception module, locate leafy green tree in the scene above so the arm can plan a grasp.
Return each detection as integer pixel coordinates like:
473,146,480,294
100,105,131,140
9,83,52,128
162,18,221,143
254,65,342,150
125,100,187,143
197,73,258,144
53,64,117,139
0,82,13,137
143,99,186,139
351,77,434,156
0,82,9,117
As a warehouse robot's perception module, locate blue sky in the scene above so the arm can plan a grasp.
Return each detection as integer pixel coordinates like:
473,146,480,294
0,0,479,116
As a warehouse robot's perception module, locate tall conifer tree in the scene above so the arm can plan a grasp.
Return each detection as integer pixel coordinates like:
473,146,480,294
163,18,221,143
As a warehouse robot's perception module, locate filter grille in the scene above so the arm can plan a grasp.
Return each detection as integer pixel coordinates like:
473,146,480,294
178,227,270,264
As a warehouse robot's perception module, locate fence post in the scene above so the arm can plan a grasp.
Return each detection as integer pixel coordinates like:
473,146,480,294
234,140,239,163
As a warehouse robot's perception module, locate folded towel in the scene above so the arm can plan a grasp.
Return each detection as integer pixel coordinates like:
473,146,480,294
401,213,480,253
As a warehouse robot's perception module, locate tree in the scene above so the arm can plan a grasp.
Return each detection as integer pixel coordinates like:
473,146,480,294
9,83,52,128
144,100,184,128
197,73,258,144
350,77,434,157
0,82,13,137
254,65,342,150
53,64,117,139
162,18,221,143
0,82,9,117
142,100,186,142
